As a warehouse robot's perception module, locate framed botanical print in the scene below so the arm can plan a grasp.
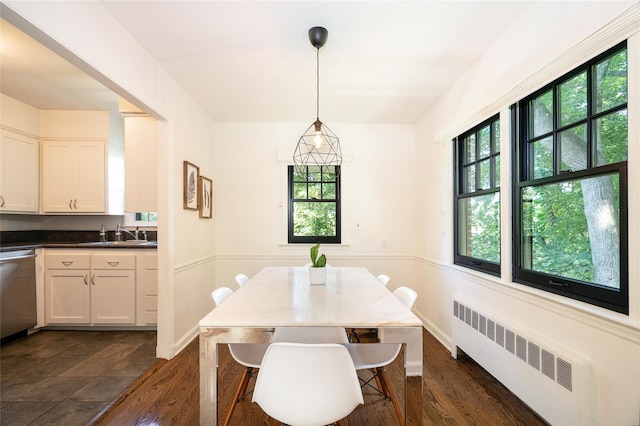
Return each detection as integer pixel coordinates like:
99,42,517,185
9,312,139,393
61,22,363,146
198,176,213,219
183,161,199,210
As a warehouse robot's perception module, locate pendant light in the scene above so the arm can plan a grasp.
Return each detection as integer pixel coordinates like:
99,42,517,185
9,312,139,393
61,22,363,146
293,26,342,174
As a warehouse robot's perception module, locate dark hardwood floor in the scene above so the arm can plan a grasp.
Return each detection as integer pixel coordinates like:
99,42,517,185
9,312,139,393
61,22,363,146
90,329,547,425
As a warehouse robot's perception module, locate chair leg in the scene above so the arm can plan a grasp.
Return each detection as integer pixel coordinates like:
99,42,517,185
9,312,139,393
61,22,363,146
378,367,404,426
223,367,252,426
372,368,388,397
237,367,254,398
336,420,346,426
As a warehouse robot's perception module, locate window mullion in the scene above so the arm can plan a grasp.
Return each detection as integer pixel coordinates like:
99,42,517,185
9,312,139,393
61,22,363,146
552,85,560,176
490,124,495,188
586,64,594,169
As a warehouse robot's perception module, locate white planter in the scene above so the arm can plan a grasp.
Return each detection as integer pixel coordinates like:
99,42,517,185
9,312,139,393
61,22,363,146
308,266,327,285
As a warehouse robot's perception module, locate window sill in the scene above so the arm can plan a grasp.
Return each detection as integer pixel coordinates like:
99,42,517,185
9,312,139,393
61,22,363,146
277,242,351,247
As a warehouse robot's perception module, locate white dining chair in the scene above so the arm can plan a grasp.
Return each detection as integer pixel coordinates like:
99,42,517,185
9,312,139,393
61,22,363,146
376,274,391,287
211,286,270,426
211,287,233,306
393,286,417,309
344,286,417,426
252,342,364,426
234,273,249,287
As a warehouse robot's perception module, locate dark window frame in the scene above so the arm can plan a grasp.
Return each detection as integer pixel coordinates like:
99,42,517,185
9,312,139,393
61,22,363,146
454,114,501,276
287,165,341,244
512,41,628,314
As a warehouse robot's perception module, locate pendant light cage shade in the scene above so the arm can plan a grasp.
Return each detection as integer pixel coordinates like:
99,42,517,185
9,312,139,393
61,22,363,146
293,26,342,174
293,120,342,174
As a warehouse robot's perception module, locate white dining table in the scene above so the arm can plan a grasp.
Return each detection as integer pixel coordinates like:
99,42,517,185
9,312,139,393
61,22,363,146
199,266,424,425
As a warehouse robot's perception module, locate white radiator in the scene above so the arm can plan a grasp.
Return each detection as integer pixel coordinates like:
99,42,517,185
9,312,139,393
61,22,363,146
451,297,594,425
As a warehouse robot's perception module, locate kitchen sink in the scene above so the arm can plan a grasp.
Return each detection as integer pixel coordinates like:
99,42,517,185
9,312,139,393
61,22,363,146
79,240,157,246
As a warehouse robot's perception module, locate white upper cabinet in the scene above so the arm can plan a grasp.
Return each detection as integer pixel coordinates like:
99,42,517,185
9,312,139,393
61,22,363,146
41,140,106,213
40,110,109,214
124,115,157,212
0,95,40,213
0,129,39,213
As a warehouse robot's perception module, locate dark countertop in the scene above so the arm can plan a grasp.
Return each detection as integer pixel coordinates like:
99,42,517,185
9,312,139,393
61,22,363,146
0,241,157,252
0,230,158,252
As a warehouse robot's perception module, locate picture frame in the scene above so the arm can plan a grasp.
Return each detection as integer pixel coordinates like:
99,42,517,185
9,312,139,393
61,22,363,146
198,176,213,219
183,161,200,210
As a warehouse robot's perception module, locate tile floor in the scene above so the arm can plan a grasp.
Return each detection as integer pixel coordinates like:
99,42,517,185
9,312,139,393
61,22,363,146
0,330,157,425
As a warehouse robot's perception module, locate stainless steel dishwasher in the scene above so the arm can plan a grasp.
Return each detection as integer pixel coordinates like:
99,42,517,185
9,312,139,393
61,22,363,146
0,249,37,339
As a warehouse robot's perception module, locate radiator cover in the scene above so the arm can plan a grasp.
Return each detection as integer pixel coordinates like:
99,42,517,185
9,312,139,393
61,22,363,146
452,297,594,425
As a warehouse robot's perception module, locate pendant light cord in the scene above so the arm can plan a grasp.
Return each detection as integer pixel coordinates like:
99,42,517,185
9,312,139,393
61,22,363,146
316,47,320,121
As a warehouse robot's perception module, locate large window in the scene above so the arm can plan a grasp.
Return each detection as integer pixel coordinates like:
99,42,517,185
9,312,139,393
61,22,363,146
454,114,501,275
288,165,341,244
514,42,628,313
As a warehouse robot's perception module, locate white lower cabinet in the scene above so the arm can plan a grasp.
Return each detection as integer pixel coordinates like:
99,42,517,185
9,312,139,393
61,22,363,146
45,254,91,324
45,250,137,325
91,253,136,324
137,252,158,325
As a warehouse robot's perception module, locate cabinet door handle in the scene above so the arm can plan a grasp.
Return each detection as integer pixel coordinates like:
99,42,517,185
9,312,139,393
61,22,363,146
91,274,96,285
62,261,74,266
69,199,73,209
107,261,120,267
84,274,89,285
74,199,78,209
0,195,5,207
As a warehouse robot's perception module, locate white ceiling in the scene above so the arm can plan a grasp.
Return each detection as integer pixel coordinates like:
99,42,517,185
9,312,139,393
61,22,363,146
3,1,543,124
0,18,120,112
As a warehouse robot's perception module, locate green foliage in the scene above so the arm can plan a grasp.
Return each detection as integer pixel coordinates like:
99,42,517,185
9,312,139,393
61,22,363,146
459,193,500,262
310,243,327,267
522,174,621,286
523,181,593,282
293,202,336,237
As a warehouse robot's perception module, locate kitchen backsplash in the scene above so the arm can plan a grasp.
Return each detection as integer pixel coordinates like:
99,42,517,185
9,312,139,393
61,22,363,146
0,214,125,232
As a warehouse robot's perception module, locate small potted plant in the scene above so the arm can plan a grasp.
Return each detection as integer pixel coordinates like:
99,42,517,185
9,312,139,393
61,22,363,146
308,243,327,285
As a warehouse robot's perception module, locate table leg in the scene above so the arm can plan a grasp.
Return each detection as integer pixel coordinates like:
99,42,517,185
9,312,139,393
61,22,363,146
405,327,423,425
406,374,422,425
200,332,218,425
385,327,422,425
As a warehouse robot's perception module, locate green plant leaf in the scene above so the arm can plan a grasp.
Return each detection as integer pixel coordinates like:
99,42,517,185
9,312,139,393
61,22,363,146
310,243,327,267
310,243,319,265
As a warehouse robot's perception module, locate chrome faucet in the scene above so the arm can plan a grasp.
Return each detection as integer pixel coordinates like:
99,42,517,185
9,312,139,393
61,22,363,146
116,224,142,241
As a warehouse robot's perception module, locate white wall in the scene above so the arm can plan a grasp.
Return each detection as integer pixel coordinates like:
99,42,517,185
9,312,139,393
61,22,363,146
415,3,640,424
2,1,216,359
212,122,417,289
